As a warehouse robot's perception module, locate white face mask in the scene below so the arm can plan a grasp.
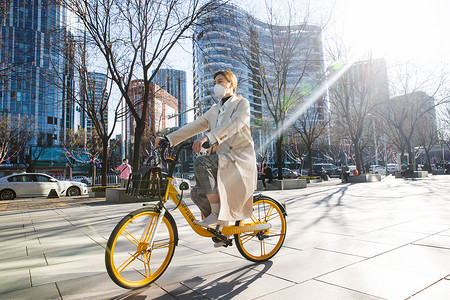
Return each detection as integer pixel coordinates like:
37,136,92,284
213,84,227,99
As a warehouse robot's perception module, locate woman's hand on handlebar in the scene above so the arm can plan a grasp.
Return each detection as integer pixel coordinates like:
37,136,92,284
193,135,208,154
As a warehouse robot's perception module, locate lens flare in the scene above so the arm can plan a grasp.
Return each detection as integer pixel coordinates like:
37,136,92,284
258,61,354,152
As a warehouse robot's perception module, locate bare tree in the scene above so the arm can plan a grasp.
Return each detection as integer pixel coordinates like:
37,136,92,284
232,1,329,179
415,111,439,169
327,56,390,174
58,0,221,171
377,64,450,167
0,114,33,164
292,102,329,175
62,128,102,181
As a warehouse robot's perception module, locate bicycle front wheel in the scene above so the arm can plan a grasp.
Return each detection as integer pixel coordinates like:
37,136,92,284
235,196,287,262
105,207,178,289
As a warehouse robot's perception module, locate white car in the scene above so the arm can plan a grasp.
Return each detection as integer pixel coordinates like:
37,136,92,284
387,163,400,173
71,175,92,185
0,173,88,200
370,165,386,175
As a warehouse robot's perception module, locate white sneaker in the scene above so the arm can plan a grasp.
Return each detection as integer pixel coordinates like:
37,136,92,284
194,213,228,228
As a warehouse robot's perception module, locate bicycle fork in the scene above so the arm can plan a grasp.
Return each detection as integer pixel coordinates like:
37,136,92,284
140,206,167,253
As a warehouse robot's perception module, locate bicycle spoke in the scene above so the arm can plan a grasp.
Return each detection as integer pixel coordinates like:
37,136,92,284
240,233,257,244
260,239,266,256
117,251,141,274
121,229,140,246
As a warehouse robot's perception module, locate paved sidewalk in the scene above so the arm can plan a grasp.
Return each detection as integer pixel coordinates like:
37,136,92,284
1,175,450,299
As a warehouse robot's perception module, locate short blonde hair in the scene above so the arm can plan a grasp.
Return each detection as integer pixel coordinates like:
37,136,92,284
214,70,238,93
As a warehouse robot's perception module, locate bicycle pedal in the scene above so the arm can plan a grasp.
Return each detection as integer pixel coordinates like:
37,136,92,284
207,228,227,240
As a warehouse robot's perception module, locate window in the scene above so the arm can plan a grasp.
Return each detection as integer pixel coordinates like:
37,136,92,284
36,175,51,182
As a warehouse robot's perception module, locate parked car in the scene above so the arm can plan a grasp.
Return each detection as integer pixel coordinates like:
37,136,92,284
312,164,342,178
71,175,92,185
272,168,298,179
370,165,386,175
347,165,357,175
386,163,400,173
0,173,88,200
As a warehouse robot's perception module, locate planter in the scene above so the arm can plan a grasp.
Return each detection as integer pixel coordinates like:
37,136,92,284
307,178,323,183
89,191,106,198
348,174,381,183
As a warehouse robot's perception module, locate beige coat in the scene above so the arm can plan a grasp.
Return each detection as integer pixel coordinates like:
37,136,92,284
167,95,257,221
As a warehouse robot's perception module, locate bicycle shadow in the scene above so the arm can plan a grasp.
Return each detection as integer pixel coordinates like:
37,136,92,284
111,261,274,299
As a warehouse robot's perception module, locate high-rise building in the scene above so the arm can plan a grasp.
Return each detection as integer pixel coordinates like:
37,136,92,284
80,72,109,136
193,3,325,151
126,81,178,158
0,1,75,146
152,69,187,126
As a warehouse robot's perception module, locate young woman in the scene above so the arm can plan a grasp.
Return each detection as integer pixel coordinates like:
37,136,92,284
155,70,257,229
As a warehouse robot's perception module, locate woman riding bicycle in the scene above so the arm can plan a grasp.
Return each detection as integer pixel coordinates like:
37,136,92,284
155,70,257,229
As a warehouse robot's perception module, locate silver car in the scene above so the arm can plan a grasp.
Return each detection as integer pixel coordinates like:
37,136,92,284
0,173,88,200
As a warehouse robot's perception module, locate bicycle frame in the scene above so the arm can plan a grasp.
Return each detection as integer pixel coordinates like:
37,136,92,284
148,141,271,238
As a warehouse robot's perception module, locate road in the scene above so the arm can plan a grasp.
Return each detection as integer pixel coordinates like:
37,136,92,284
0,175,449,299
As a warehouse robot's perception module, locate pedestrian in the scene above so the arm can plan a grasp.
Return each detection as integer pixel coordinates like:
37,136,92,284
341,164,349,183
261,164,273,189
114,158,131,188
155,70,257,232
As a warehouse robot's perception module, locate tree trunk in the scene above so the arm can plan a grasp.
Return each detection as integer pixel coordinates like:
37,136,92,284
101,137,109,187
307,144,313,176
132,121,145,172
276,135,283,180
354,139,363,174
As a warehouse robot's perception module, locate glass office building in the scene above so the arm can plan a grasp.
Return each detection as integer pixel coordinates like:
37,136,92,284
0,1,75,146
193,3,325,151
152,68,187,126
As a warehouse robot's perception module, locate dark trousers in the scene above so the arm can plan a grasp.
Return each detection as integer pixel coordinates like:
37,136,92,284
261,175,272,187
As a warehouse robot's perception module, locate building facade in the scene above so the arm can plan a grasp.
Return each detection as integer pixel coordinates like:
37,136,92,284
0,1,75,146
152,68,187,126
126,80,178,159
80,72,109,136
193,3,326,158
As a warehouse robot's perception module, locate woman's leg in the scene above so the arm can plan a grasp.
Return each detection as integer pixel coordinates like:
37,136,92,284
192,155,227,228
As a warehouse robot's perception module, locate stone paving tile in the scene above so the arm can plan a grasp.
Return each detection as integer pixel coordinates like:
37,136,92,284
410,278,450,300
132,282,200,299
0,282,60,300
56,271,128,300
315,237,399,258
317,259,439,299
384,221,450,235
413,234,450,250
0,269,31,294
363,244,450,278
29,257,105,286
153,250,254,287
256,279,383,300
0,253,47,272
248,248,363,284
282,230,346,251
353,229,429,246
179,263,295,300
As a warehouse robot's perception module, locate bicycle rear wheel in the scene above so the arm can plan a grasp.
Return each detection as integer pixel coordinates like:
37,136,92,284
235,196,287,262
105,206,178,289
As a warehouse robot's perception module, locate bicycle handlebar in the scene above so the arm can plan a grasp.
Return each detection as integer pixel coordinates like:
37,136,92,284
157,139,211,164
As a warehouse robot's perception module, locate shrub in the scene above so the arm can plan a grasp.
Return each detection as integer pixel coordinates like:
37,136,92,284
91,185,120,192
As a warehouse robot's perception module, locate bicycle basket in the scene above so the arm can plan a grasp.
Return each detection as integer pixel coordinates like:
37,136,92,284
126,166,168,201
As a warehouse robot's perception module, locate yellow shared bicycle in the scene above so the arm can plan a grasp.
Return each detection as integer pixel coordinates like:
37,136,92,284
105,141,287,289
